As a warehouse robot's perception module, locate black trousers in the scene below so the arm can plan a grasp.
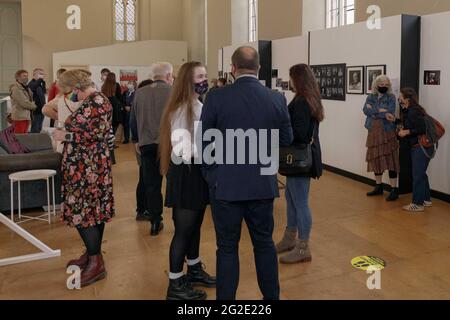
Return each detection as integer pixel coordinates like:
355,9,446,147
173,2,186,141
140,144,163,223
136,155,147,213
210,194,280,300
169,208,206,273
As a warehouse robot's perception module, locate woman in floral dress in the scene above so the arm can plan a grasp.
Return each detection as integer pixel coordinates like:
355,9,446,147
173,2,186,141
53,69,115,287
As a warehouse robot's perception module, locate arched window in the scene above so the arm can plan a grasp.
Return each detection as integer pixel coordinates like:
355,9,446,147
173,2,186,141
114,0,137,42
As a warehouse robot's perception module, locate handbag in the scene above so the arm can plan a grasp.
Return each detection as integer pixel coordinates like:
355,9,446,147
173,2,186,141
0,126,31,154
279,121,316,176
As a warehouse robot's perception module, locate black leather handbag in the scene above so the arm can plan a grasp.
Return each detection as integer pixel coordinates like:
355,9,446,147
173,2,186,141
279,122,316,176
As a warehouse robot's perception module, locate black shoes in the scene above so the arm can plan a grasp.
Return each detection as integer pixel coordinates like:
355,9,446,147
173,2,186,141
367,184,384,196
150,221,164,236
136,211,152,221
386,188,399,202
187,262,217,288
136,211,151,221
166,276,207,301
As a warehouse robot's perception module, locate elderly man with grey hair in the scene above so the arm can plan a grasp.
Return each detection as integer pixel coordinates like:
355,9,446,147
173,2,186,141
130,62,174,236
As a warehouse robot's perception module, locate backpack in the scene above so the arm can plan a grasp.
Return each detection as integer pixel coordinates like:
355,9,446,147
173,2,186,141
419,113,446,159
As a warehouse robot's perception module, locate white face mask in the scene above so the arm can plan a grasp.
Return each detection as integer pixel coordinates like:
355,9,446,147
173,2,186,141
127,85,135,91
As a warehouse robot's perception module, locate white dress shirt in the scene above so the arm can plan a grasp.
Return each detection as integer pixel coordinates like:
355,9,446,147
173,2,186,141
170,99,203,162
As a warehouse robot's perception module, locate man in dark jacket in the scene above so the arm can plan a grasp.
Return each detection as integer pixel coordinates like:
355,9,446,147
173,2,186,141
28,68,46,133
200,46,293,300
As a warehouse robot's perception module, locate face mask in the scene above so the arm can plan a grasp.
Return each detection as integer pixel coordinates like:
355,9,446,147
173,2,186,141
19,78,29,86
127,84,135,91
378,86,388,94
38,74,44,79
194,79,209,95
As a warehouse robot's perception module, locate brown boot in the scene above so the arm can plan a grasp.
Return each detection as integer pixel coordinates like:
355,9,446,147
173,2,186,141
81,254,107,287
275,228,297,254
280,239,312,264
66,251,89,270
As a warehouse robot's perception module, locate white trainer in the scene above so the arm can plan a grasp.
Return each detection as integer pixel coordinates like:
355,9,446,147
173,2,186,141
423,201,433,208
403,203,425,213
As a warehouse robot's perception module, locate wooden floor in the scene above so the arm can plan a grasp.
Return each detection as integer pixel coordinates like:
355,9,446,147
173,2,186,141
1,143,450,300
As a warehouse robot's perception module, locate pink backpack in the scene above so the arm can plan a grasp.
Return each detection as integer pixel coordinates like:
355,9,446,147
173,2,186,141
0,126,31,154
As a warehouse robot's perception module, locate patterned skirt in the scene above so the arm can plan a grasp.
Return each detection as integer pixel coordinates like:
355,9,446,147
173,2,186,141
366,120,400,174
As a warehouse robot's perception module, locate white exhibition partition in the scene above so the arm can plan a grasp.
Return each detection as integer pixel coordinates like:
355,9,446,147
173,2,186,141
309,15,403,183
271,35,309,102
89,65,153,92
220,41,259,74
420,11,450,195
53,40,188,80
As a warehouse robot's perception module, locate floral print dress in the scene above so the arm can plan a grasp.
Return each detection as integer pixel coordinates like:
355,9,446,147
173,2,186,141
61,92,115,228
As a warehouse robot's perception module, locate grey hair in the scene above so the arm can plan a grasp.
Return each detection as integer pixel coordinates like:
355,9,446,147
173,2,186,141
151,62,173,80
372,75,392,95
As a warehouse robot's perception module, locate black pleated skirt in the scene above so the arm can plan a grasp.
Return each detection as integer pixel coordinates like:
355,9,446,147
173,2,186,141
165,160,210,211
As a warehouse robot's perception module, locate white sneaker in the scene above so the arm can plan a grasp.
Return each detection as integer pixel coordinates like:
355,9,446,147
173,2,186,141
423,201,433,208
403,203,425,213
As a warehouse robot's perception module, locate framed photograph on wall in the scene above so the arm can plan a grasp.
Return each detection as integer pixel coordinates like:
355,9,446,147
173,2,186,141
346,66,364,94
424,70,441,85
311,63,346,101
366,65,387,94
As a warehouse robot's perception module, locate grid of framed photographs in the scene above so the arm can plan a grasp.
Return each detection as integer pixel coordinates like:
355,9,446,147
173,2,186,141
311,64,346,101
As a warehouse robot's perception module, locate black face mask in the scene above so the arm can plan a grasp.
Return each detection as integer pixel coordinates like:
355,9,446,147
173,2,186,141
378,86,388,94
194,80,209,95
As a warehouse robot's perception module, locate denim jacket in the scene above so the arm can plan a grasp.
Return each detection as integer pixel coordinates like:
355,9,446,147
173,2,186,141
363,93,396,132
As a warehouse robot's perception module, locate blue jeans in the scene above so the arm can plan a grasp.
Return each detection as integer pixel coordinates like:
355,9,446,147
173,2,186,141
286,176,312,241
411,147,432,205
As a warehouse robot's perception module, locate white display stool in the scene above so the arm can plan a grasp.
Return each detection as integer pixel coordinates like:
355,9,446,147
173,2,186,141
9,169,57,225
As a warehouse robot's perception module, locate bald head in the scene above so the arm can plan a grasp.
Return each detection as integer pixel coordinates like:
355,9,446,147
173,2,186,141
231,46,260,76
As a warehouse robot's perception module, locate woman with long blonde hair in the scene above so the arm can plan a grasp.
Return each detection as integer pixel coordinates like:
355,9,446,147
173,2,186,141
160,62,215,300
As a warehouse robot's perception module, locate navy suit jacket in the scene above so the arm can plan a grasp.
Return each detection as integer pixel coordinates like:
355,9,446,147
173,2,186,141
200,76,293,202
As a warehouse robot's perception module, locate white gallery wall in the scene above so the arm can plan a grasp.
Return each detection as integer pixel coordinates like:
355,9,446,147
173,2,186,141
271,35,309,102
220,41,259,74
309,15,403,184
420,11,450,195
89,65,153,91
53,40,188,80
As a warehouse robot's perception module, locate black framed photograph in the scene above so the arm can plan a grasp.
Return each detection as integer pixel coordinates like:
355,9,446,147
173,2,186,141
424,70,441,85
366,65,387,94
271,69,279,78
311,63,346,101
281,81,289,91
276,78,283,87
346,66,364,94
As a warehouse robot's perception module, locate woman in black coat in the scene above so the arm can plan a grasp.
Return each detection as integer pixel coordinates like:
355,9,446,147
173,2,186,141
397,87,434,213
276,64,324,264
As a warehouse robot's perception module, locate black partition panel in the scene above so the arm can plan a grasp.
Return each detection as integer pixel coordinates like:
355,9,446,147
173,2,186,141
258,40,272,89
399,15,421,195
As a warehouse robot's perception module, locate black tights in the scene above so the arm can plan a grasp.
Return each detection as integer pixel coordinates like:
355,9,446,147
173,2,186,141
77,223,105,256
169,208,205,273
375,171,398,180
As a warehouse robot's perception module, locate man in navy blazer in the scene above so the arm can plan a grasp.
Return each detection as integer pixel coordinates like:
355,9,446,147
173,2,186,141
200,46,293,300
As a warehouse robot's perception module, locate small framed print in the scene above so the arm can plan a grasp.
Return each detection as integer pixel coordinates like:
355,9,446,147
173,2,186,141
346,66,364,95
366,65,387,94
424,71,441,85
